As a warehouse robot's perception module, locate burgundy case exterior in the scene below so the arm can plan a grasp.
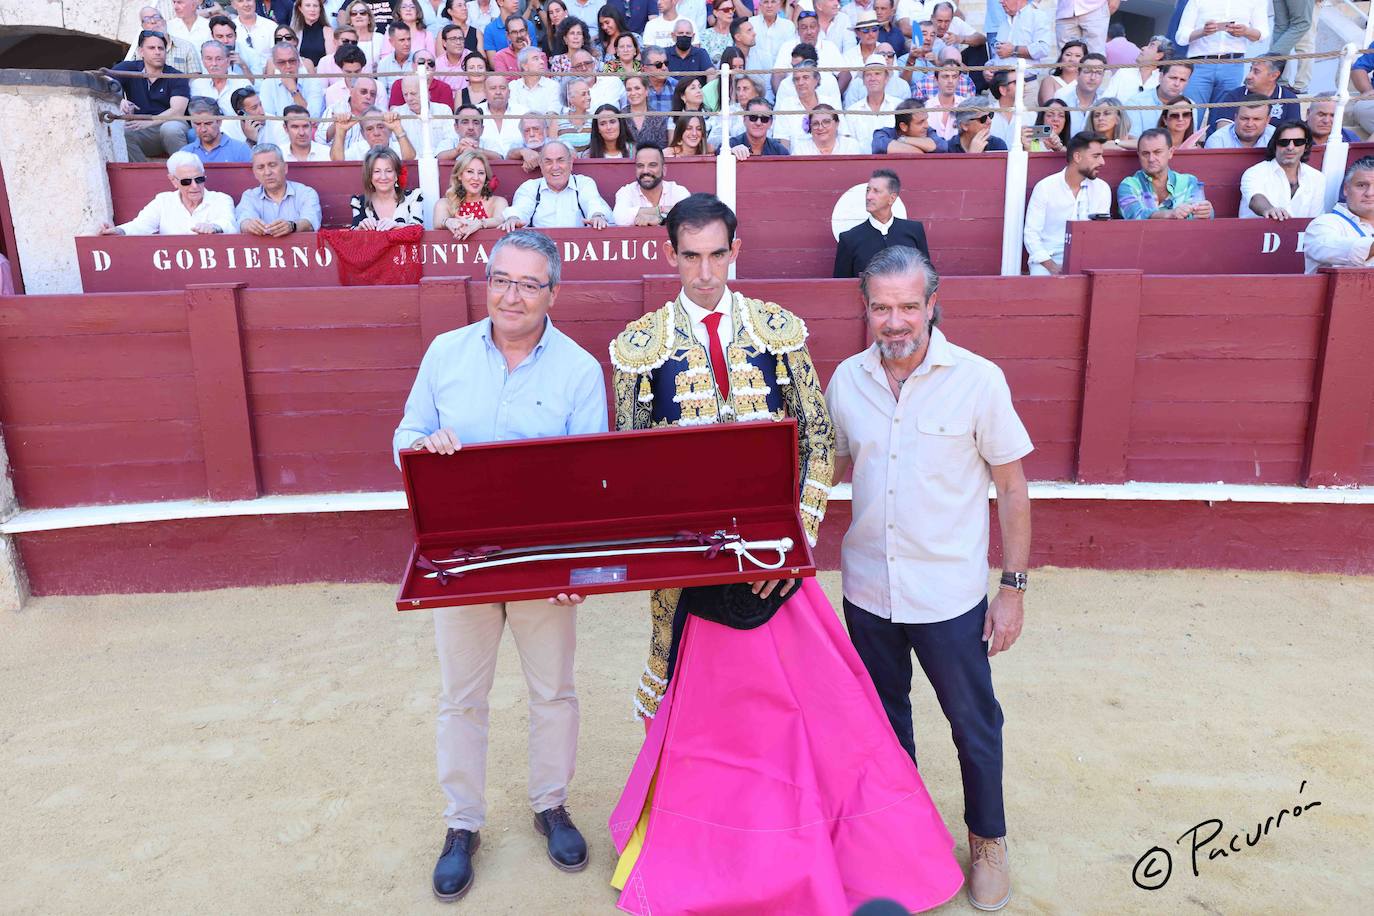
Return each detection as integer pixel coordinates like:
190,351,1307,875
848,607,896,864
395,420,815,610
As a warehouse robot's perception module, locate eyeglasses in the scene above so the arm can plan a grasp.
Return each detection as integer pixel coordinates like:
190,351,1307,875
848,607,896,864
881,52,896,59
488,275,553,297
416,58,435,65
340,37,358,44
647,60,667,67
178,175,208,186
1165,111,1190,120
276,33,296,42
969,113,991,123
1275,137,1308,147
857,26,878,33
745,113,772,123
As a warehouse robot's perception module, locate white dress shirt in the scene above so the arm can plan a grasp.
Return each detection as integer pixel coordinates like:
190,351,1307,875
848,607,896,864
234,15,279,56
845,93,904,152
791,135,866,155
167,16,212,50
1303,204,1374,274
564,0,603,31
825,329,1034,624
589,76,628,111
284,141,333,162
680,286,735,354
989,4,1053,65
189,77,251,118
467,0,498,33
1239,159,1325,220
612,179,691,226
391,102,457,153
1024,168,1112,271
479,107,527,156
116,190,238,236
749,14,798,72
343,135,408,159
1105,66,1159,101
510,77,562,115
505,174,612,228
1175,0,1269,57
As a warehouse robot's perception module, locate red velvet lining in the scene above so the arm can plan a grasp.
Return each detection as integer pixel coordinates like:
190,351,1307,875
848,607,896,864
395,421,814,609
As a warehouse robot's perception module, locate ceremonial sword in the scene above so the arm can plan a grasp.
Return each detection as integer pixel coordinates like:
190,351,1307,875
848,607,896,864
419,536,795,581
430,531,728,567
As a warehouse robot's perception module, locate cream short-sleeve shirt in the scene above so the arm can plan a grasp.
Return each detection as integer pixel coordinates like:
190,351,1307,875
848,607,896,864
825,328,1033,624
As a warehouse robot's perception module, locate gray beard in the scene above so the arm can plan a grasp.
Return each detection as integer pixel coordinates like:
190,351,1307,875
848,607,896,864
877,334,919,361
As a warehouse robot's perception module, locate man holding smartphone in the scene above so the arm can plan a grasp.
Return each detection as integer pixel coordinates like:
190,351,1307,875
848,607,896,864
1174,0,1268,104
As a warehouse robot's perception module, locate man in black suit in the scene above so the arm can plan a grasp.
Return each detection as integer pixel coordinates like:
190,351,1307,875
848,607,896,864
833,169,931,278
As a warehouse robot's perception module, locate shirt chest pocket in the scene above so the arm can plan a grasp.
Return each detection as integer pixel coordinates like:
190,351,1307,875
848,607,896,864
505,391,571,439
914,414,974,478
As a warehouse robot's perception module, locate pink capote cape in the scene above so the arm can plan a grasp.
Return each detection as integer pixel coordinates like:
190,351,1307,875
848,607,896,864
608,578,964,915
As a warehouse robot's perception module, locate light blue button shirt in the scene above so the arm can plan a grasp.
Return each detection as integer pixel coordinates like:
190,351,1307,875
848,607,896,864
392,316,608,464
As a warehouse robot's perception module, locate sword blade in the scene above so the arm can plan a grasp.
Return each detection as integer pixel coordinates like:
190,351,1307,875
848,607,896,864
423,537,794,580
433,532,715,566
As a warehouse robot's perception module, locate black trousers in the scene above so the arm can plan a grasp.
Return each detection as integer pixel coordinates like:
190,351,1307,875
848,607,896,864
843,597,1006,838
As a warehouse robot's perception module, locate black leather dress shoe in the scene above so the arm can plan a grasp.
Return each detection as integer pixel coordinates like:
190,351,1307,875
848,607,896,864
433,828,480,901
533,806,589,872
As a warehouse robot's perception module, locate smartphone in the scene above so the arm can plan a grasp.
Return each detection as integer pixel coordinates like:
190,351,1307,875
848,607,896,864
1088,213,1112,222
1029,124,1054,140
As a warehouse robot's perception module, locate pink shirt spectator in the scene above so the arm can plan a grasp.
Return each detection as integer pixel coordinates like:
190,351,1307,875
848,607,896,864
1105,35,1141,66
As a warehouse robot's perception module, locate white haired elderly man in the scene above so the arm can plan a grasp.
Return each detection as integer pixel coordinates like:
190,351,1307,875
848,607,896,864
500,142,611,230
98,151,236,236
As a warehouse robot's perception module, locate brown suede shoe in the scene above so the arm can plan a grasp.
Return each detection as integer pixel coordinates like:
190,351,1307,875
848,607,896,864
968,832,1011,911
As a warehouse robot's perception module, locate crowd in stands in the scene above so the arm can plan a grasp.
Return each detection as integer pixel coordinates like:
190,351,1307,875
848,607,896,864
101,0,1374,272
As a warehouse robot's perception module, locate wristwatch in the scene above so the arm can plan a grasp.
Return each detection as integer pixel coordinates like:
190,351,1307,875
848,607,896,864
999,571,1028,592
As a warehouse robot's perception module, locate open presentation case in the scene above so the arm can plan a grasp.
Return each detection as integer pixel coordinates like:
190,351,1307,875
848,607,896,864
395,420,816,610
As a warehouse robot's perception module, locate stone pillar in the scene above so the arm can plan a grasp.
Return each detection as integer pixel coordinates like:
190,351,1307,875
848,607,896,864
0,70,122,294
0,428,28,611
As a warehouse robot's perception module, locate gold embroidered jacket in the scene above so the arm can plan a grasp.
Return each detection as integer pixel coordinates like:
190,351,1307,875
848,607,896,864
609,292,836,719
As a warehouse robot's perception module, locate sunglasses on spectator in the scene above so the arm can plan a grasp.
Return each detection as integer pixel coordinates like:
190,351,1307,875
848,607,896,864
340,37,358,44
857,26,878,33
178,176,208,186
647,60,667,67
275,33,296,42
1275,137,1308,147
746,113,772,123
970,114,991,123
1165,111,1190,119
416,57,435,65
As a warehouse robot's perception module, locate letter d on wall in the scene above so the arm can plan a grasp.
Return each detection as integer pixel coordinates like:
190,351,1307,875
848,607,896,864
1261,232,1280,254
91,249,112,272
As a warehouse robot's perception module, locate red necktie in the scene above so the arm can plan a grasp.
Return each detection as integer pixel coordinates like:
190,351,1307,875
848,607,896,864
700,311,731,402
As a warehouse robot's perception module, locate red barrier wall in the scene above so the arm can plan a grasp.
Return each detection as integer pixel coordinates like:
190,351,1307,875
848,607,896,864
77,228,670,291
1063,217,1310,274
5,270,1372,515
107,145,1374,278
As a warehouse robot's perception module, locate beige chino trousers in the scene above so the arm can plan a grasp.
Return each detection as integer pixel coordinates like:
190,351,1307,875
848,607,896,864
434,600,579,831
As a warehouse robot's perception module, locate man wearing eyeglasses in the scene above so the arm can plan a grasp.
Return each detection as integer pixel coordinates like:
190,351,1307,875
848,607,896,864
482,0,535,55
393,228,607,902
98,151,236,236
501,141,612,229
488,12,535,74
